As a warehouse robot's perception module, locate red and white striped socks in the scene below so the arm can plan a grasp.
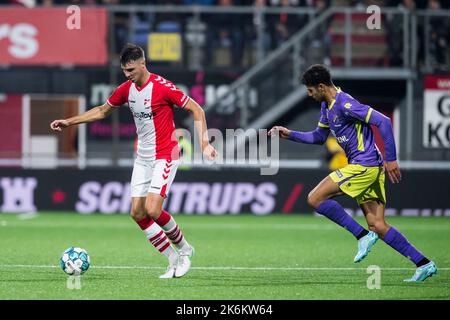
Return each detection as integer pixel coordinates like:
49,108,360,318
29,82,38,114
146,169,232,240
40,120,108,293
136,215,178,264
155,210,189,251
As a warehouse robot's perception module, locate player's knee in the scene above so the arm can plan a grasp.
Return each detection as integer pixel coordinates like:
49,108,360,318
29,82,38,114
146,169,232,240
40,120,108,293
130,207,146,222
145,203,162,219
368,220,389,235
307,191,321,209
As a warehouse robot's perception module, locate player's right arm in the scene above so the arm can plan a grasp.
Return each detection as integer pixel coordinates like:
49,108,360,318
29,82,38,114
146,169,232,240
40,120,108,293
50,103,114,131
268,104,330,145
50,81,129,132
268,125,329,145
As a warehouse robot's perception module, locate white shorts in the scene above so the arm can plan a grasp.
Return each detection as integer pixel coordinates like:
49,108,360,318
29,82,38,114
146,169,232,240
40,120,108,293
130,157,179,198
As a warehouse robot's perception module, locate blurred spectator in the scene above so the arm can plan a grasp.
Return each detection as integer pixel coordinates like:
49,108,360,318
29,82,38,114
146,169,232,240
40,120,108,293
69,0,98,4
204,0,244,67
350,0,365,9
7,0,36,6
427,0,450,68
183,0,215,4
385,0,418,66
268,0,307,49
242,0,272,65
154,0,184,32
302,0,331,65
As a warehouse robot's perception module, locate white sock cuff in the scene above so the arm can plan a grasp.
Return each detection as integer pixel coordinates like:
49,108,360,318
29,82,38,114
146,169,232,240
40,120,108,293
144,222,163,239
163,217,177,233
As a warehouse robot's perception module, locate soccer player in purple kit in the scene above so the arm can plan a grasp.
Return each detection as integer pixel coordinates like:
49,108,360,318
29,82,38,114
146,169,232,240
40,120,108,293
269,64,437,282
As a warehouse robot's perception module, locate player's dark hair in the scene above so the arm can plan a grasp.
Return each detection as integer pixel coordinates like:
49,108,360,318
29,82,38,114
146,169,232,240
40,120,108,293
301,64,333,87
120,43,145,65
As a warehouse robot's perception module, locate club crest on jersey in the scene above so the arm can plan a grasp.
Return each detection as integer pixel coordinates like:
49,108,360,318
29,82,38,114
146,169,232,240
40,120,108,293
144,98,150,106
344,103,352,109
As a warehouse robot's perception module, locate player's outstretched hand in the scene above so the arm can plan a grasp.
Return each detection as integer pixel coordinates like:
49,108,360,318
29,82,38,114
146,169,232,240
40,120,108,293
385,160,402,184
50,119,70,132
203,144,218,161
268,126,291,139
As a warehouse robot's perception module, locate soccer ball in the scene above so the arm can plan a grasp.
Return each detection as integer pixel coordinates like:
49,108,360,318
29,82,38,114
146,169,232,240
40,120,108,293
60,247,90,275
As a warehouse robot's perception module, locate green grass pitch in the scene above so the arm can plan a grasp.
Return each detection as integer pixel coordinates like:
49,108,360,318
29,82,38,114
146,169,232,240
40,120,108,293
0,213,448,300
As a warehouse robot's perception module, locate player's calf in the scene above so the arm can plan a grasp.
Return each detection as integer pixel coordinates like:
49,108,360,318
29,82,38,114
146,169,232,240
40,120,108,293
155,210,191,252
134,215,179,274
366,220,389,238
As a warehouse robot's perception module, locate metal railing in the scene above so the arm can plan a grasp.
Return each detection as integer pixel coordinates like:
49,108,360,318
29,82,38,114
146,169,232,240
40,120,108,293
205,8,450,128
202,6,426,130
2,5,450,168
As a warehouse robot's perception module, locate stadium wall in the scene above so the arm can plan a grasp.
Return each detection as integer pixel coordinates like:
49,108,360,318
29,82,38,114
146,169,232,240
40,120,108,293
0,168,449,217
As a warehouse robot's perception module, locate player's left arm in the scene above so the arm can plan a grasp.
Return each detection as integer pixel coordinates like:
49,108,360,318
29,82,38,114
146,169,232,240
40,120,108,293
163,80,216,160
366,108,401,183
345,99,401,183
183,99,217,161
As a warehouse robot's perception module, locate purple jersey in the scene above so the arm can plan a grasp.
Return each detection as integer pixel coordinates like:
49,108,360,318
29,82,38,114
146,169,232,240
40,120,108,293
318,90,383,166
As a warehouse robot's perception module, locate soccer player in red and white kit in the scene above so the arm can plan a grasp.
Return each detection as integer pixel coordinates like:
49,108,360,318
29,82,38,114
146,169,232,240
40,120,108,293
50,44,217,278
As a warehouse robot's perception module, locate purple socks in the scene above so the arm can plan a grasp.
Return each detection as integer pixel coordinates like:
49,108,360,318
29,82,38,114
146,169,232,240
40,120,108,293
316,199,366,239
382,227,426,265
316,200,429,266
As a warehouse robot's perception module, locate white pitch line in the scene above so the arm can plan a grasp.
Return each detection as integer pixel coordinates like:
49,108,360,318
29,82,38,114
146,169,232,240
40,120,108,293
17,212,39,220
1,264,449,271
2,222,450,231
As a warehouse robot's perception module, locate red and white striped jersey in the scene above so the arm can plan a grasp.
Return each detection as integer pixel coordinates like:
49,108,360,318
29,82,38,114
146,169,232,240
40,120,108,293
107,73,190,160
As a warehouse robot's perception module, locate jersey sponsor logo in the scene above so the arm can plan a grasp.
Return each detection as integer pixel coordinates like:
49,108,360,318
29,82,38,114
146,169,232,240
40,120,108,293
132,111,156,120
336,135,349,143
330,130,349,143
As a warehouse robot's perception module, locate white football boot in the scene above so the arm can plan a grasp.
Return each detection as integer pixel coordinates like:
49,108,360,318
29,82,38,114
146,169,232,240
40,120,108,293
159,255,178,279
174,245,195,278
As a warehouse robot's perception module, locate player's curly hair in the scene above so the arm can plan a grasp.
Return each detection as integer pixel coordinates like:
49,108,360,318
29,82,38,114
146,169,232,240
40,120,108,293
301,64,333,87
120,43,145,65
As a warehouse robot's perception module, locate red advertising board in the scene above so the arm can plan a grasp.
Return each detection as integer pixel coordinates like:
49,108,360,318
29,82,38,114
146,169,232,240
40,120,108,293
424,75,450,90
0,7,107,65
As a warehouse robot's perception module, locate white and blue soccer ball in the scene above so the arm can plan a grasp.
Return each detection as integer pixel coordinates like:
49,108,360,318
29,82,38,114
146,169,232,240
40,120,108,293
60,247,90,275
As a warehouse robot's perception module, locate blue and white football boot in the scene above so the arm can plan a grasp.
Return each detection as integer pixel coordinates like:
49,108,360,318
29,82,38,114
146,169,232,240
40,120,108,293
404,261,437,282
354,231,379,263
